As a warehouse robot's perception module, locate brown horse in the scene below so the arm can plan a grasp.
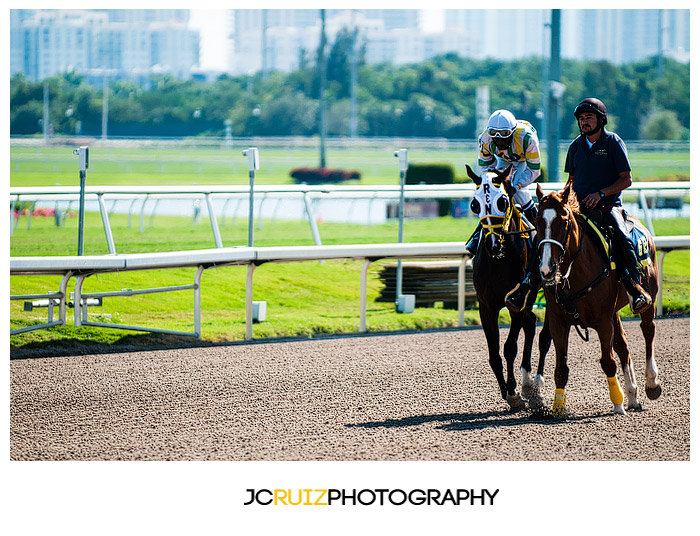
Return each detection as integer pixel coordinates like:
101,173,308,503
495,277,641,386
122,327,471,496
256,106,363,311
535,182,661,416
467,165,550,411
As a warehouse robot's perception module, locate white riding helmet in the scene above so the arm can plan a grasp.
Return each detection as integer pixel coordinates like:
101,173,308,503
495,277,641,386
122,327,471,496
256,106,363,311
487,109,517,138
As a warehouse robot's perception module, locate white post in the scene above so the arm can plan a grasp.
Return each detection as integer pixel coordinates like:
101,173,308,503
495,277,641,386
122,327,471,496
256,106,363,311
73,146,89,256
205,193,223,248
359,258,371,332
245,263,256,340
656,250,667,317
393,149,414,313
97,194,116,254
458,255,468,327
194,266,204,338
243,148,259,247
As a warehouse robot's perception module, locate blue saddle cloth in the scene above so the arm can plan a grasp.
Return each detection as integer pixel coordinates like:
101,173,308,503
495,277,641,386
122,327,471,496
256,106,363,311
630,225,652,268
585,215,651,270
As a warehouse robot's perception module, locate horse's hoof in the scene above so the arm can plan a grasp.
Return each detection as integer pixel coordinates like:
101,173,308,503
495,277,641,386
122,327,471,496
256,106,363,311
552,389,566,418
646,384,662,400
507,393,525,411
528,394,545,411
552,402,566,418
613,404,626,415
627,402,643,412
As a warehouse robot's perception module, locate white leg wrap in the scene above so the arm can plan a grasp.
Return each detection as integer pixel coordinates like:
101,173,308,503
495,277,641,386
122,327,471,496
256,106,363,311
533,374,545,394
646,356,659,388
623,365,641,410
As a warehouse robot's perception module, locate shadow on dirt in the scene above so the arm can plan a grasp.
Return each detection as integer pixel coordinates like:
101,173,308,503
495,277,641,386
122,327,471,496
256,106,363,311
348,410,607,431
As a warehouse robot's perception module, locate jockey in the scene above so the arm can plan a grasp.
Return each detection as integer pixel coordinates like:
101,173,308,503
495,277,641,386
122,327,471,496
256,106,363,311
465,109,542,312
565,97,652,314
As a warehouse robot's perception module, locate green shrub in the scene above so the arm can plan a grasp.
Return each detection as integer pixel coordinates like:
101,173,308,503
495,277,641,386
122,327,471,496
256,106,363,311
290,167,361,184
405,163,455,184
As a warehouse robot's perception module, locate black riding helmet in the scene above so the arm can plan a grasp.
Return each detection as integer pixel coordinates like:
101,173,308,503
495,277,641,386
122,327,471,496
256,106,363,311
574,98,608,132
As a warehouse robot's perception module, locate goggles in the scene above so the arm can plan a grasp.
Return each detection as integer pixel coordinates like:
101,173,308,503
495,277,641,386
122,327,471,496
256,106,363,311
488,128,515,139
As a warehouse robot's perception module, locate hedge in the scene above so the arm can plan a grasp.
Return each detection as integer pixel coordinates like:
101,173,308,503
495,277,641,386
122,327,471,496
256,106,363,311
290,167,361,184
405,163,455,185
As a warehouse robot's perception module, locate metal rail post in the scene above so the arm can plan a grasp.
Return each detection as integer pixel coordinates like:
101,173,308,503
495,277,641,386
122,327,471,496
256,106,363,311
243,148,259,247
73,146,89,255
205,193,223,248
245,262,257,340
97,193,117,254
393,149,414,313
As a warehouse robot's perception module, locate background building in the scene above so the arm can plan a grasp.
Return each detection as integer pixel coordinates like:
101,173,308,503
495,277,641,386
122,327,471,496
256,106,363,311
561,9,690,64
10,9,200,83
10,9,689,84
230,9,470,75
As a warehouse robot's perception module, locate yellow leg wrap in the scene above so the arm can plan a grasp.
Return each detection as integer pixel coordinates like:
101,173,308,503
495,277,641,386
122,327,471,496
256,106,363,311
552,388,566,417
607,376,624,405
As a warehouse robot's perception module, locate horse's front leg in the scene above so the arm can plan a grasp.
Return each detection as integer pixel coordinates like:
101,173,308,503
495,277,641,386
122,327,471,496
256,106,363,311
529,310,551,412
612,313,641,411
504,312,526,411
639,307,661,400
551,320,571,418
479,306,508,403
518,308,536,396
599,323,626,415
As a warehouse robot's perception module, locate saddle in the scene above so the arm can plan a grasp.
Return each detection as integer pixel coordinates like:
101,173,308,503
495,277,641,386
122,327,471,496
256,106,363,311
582,209,652,272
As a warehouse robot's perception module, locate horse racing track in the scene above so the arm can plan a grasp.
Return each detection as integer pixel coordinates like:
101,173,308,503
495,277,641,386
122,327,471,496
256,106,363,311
10,316,689,461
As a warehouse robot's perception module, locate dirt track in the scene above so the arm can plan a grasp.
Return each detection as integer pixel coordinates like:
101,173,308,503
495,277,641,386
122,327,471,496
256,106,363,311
10,316,690,461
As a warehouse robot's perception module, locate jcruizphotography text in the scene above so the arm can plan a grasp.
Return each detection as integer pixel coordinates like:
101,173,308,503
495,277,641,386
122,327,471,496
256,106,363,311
244,488,499,507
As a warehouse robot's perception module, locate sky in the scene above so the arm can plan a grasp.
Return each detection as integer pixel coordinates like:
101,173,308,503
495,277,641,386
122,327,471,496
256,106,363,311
189,8,446,72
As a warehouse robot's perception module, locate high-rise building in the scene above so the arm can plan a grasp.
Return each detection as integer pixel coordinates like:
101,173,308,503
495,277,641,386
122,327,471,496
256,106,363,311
447,9,689,65
447,10,547,60
230,8,467,75
561,9,690,64
10,9,200,82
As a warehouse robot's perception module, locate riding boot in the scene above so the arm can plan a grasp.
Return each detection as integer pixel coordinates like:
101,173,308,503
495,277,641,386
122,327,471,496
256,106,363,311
621,269,652,314
505,237,540,313
609,209,652,314
521,204,538,230
465,223,482,259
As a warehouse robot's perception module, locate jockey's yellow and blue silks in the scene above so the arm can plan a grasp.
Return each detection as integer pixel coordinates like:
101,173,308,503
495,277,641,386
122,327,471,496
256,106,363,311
478,120,541,190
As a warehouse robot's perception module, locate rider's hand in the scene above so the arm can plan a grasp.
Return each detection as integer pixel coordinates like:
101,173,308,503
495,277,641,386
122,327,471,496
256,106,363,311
582,192,601,209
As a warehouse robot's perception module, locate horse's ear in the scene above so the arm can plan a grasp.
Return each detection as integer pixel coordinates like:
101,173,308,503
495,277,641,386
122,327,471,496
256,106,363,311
492,165,512,188
465,164,481,186
561,181,572,204
502,174,515,197
536,183,544,202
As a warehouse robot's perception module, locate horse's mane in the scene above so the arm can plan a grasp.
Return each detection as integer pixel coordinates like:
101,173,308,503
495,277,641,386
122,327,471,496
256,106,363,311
543,186,580,215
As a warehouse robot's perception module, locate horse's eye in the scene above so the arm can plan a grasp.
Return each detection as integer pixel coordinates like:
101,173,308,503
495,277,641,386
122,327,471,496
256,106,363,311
496,196,509,212
470,198,480,214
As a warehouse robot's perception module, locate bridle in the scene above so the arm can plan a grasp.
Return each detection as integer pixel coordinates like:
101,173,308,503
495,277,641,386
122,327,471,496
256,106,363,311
480,189,534,251
537,204,575,284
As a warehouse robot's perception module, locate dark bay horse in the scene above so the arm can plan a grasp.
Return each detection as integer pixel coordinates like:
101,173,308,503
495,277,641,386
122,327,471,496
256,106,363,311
535,182,660,416
467,165,549,410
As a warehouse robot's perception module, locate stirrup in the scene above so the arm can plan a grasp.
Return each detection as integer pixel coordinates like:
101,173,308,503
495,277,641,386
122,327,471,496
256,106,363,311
505,282,531,313
631,291,652,314
626,280,652,314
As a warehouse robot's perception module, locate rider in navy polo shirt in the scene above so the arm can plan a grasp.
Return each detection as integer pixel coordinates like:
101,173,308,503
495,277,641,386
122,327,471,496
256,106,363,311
564,97,652,313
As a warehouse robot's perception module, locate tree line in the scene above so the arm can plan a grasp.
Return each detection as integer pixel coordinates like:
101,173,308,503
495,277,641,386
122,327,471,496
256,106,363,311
10,36,689,142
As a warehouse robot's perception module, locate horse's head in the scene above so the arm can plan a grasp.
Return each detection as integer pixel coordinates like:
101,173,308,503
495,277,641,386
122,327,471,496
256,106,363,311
535,182,578,284
466,164,514,259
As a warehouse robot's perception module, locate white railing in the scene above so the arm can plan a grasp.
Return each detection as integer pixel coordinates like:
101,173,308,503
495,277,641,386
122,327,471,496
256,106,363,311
10,236,690,340
10,182,689,252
